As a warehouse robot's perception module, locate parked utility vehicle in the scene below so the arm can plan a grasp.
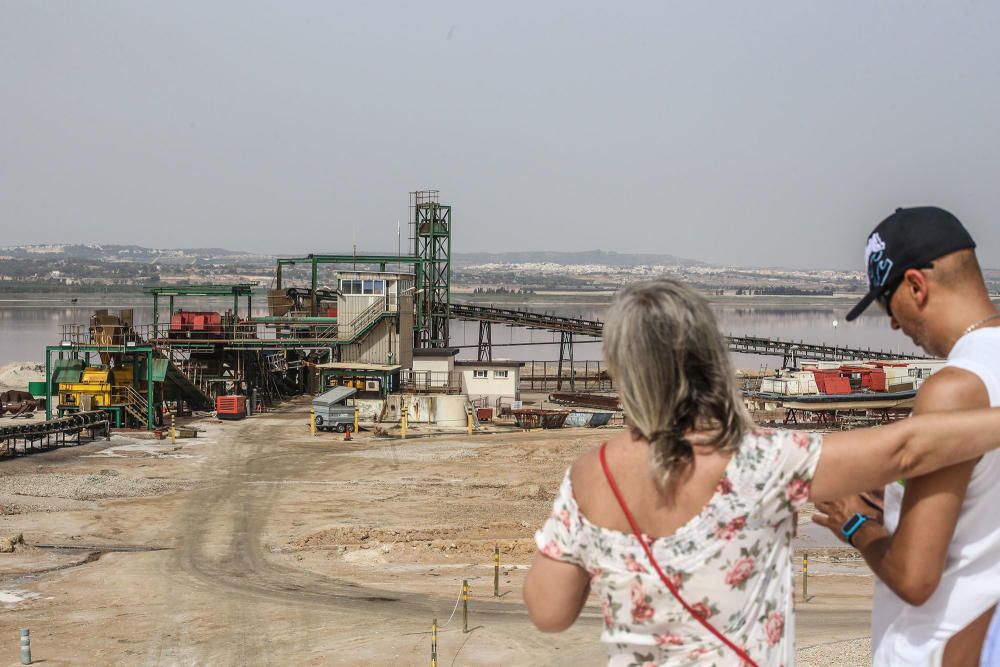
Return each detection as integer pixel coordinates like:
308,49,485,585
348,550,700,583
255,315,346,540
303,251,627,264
311,386,357,432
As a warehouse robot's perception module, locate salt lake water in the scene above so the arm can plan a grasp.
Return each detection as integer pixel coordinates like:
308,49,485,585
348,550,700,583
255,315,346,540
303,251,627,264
0,292,925,370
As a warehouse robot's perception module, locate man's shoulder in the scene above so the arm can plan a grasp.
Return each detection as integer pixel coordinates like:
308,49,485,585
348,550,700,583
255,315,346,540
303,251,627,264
915,367,989,413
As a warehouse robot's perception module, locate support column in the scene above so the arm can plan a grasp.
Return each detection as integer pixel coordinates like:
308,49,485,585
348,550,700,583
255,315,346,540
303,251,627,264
557,332,574,391
146,349,154,430
152,293,159,338
478,321,492,362
167,296,174,339
311,258,319,317
45,347,52,421
414,259,424,347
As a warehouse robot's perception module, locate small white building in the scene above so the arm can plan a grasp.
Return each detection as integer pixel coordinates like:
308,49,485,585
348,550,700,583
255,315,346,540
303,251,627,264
456,359,524,405
404,349,524,404
408,347,462,391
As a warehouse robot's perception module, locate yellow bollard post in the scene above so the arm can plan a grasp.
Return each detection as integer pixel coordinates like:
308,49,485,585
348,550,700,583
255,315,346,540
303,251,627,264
494,544,500,597
462,579,469,633
310,408,316,436
401,406,407,439
802,552,809,601
467,409,473,435
354,406,359,434
431,618,437,667
170,412,176,444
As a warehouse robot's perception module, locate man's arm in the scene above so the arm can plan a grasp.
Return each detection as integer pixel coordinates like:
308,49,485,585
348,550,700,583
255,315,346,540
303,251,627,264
850,456,975,605
815,367,988,605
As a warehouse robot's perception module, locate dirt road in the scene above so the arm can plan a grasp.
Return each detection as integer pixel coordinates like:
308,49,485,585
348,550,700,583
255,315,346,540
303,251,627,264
0,401,872,665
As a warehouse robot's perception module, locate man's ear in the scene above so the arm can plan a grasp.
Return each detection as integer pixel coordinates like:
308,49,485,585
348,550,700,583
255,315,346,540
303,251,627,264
902,268,930,308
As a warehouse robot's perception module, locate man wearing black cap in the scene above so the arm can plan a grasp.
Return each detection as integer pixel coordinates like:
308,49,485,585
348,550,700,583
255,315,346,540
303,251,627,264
813,206,1000,666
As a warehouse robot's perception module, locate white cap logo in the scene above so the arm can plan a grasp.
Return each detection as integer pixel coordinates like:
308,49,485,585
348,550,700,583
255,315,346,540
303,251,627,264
865,231,893,288
864,232,886,267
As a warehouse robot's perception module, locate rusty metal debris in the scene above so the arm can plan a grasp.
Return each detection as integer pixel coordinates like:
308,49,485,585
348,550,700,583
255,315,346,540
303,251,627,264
0,390,38,418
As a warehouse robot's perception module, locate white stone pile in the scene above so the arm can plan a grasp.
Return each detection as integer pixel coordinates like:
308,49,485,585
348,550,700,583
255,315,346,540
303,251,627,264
0,469,184,500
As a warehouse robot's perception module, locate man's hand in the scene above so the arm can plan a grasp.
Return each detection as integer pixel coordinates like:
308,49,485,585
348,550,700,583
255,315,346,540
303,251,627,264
813,494,884,545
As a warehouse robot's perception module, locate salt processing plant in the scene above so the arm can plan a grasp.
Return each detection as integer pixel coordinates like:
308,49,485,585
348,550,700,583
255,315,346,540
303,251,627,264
2,190,938,454
0,190,960,667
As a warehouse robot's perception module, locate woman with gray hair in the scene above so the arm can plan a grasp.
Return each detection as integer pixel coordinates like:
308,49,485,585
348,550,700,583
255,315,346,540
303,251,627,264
524,278,1000,666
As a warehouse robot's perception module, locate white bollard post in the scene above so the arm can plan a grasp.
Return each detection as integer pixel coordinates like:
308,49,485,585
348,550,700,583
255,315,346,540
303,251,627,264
20,628,31,665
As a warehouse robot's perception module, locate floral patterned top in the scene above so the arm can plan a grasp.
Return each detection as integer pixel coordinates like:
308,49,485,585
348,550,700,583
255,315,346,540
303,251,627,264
535,429,823,666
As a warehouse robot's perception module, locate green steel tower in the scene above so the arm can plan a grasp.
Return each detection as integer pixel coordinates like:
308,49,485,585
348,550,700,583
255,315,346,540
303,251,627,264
410,190,452,348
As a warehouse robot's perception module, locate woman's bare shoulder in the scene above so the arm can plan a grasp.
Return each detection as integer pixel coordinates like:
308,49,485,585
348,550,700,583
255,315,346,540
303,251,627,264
568,444,603,496
569,433,637,513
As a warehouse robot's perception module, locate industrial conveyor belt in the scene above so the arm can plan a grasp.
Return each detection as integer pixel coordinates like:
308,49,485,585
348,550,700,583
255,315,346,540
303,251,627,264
0,410,111,457
448,302,929,362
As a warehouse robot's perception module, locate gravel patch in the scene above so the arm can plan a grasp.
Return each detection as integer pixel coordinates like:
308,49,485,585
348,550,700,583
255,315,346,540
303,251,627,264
84,441,195,459
797,637,871,666
0,470,187,501
345,441,481,462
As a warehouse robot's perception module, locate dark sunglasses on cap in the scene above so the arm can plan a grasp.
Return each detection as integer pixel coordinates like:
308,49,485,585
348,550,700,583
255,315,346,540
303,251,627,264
875,262,934,318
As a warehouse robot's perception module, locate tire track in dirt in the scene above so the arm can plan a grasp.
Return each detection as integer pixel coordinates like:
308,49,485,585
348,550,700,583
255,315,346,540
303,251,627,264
156,404,544,663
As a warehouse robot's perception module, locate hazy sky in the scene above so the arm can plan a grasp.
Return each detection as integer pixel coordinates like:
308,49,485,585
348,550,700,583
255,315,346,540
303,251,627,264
3,2,999,269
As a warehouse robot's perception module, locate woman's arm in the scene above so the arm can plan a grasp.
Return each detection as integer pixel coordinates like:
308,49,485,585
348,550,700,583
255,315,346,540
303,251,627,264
523,552,591,632
810,406,1000,502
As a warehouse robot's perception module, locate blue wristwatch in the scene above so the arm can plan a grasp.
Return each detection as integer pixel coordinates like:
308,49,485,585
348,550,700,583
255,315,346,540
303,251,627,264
840,513,872,546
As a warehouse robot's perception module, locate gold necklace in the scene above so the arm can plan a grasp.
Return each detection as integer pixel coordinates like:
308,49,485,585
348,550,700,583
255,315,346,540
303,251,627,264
962,312,1000,337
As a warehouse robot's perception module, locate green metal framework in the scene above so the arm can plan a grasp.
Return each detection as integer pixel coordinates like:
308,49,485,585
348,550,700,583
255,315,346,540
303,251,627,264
410,190,452,348
271,191,453,349
44,344,156,428
144,284,255,336
275,254,427,341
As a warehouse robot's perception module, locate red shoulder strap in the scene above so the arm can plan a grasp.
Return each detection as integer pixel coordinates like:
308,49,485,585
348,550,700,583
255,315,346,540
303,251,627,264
599,443,757,667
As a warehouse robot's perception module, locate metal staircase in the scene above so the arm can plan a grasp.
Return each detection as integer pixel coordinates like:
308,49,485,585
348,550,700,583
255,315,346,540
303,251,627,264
121,385,150,428
159,347,215,410
347,300,387,339
116,326,215,410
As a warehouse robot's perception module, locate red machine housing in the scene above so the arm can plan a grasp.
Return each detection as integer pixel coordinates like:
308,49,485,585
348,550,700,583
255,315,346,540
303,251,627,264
216,395,247,420
811,366,888,395
811,370,852,395
169,311,223,337
840,365,887,392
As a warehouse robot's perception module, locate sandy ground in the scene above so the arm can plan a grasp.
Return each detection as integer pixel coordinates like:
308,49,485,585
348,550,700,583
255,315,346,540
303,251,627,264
0,362,44,394
0,399,874,666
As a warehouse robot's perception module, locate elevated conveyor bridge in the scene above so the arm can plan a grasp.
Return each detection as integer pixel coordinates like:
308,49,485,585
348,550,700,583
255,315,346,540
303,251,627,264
448,302,928,381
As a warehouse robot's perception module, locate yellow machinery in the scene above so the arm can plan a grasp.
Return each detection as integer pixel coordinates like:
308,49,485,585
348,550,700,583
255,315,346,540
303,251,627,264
59,367,113,411
58,366,137,411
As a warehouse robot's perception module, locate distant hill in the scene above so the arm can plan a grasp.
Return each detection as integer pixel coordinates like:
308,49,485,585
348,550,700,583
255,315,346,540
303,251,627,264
0,245,707,268
453,249,706,267
0,244,272,265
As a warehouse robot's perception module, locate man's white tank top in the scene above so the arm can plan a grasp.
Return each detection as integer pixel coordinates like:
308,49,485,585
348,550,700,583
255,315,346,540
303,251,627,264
873,327,1000,665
